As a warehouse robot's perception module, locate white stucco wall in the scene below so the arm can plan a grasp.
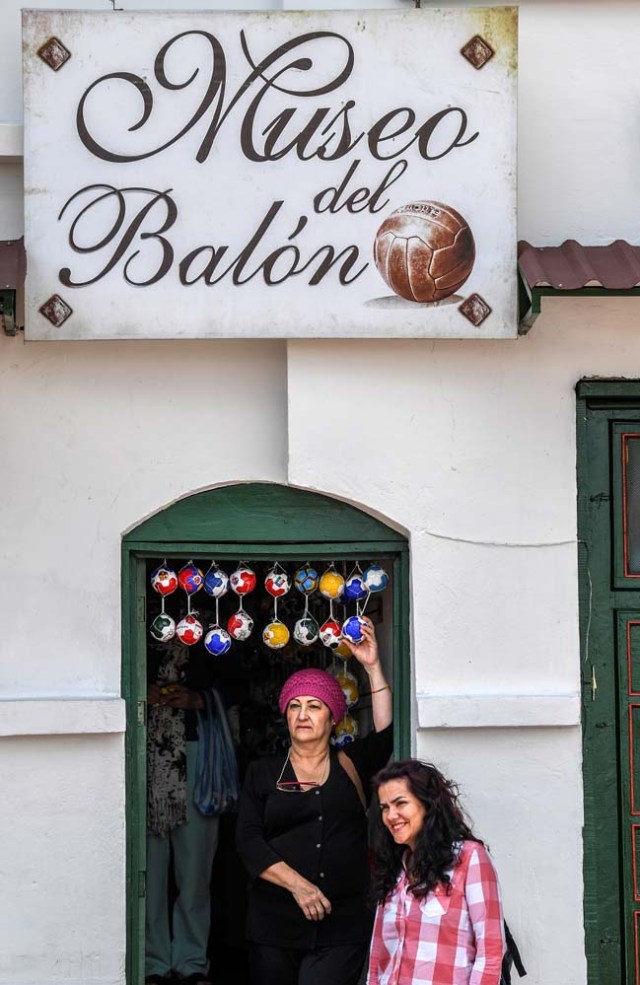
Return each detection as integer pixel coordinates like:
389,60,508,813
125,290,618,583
0,734,126,985
0,334,288,697
287,296,640,985
2,1,640,984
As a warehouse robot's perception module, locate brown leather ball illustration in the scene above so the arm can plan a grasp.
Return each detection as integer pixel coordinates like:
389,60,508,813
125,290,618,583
374,201,475,303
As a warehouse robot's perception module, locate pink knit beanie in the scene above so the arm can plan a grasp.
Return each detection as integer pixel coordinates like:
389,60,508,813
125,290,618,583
278,668,347,724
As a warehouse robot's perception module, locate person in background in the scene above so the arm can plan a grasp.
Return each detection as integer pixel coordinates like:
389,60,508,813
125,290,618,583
367,760,505,985
236,617,392,985
145,641,239,985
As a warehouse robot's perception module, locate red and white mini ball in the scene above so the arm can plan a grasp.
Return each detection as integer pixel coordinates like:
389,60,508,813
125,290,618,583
319,618,342,649
374,201,475,303
227,610,254,641
178,563,204,595
151,565,178,596
176,614,204,646
230,565,257,596
265,568,291,598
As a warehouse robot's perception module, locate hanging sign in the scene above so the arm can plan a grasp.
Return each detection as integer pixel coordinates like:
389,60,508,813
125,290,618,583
23,8,517,340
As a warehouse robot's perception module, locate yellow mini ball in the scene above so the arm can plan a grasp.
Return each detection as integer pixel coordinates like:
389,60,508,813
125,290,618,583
263,620,290,650
333,714,359,748
336,668,359,707
319,570,345,600
334,640,352,659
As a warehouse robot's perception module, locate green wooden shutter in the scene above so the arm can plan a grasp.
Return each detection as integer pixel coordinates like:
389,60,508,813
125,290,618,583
577,383,640,984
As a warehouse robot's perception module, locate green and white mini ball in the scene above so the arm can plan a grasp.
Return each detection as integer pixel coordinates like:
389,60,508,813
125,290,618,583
293,615,320,646
150,612,176,643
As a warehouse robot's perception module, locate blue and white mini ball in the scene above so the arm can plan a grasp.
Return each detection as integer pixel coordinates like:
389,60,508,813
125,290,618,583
341,614,367,645
363,564,389,593
204,625,232,656
344,572,367,602
204,565,229,598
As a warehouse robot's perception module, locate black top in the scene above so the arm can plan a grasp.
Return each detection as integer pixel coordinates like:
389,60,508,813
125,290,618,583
147,647,246,740
236,724,393,948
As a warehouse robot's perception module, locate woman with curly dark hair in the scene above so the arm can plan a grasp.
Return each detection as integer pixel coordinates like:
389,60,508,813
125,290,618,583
367,760,505,985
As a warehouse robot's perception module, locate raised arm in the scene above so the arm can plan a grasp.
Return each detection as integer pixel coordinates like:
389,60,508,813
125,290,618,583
342,617,392,731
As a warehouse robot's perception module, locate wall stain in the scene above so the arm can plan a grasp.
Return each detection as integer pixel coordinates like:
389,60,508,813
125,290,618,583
468,7,518,75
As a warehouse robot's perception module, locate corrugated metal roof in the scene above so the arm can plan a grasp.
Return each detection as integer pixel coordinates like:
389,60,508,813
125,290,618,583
518,239,640,290
0,237,26,290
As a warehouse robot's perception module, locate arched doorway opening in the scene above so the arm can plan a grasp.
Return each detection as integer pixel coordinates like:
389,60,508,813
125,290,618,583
122,482,410,985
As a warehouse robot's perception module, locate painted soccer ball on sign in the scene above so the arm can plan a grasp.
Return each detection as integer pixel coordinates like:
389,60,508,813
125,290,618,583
374,202,475,303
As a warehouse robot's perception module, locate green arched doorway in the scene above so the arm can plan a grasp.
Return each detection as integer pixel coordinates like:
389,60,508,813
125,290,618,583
122,482,410,985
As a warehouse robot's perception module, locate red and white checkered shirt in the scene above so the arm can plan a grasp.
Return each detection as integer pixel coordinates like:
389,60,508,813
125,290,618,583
367,841,505,985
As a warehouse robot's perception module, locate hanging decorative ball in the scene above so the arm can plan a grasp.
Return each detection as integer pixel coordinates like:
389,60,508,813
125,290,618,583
176,613,204,646
334,639,353,659
265,567,291,598
334,666,360,707
204,565,229,598
227,609,254,641
293,615,320,646
363,564,389,593
341,614,367,645
319,617,342,649
319,568,345,600
294,564,319,595
344,571,368,603
332,713,359,748
178,562,204,595
263,620,291,649
151,564,178,596
149,612,176,643
230,564,257,596
204,624,232,656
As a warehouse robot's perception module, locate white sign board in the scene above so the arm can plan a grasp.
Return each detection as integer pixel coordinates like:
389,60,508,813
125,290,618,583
23,9,517,339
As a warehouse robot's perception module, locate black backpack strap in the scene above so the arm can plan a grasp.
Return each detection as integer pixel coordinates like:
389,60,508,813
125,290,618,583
504,921,527,978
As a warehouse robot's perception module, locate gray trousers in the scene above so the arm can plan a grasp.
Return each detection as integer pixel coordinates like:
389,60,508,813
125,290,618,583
145,742,220,978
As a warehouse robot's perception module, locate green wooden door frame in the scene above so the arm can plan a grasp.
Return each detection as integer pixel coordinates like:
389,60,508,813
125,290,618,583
121,482,411,985
577,382,640,984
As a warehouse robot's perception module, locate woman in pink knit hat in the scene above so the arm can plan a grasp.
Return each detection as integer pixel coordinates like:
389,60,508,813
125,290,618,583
236,616,393,985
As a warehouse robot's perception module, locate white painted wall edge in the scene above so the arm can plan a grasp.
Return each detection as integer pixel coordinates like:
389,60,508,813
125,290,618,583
0,980,122,985
0,697,126,735
416,693,581,728
0,123,23,161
